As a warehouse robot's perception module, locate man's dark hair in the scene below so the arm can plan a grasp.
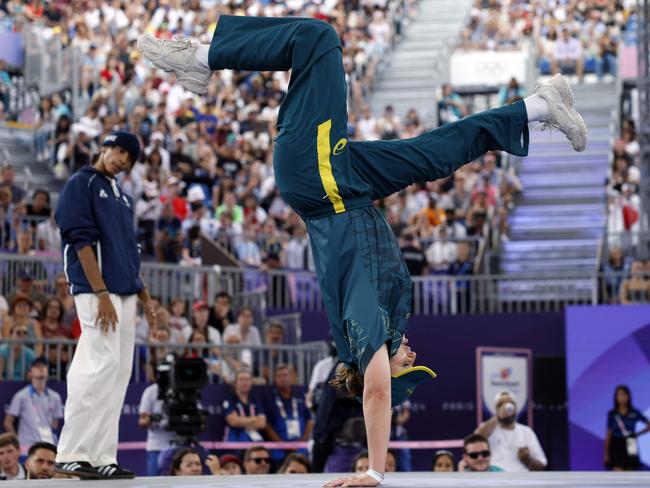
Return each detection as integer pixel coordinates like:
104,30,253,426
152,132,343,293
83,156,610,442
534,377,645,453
32,189,50,204
613,384,634,411
30,357,49,370
463,433,489,451
351,450,369,471
214,291,231,302
27,442,56,458
0,433,19,449
244,445,269,461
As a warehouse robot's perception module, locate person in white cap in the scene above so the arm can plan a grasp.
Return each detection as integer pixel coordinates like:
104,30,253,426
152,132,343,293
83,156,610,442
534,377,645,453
475,390,547,472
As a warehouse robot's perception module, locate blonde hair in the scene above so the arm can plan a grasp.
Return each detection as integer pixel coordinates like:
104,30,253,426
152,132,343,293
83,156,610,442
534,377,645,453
329,363,364,398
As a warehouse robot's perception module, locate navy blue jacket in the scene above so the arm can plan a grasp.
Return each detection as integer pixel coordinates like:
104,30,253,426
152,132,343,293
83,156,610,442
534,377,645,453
55,166,144,295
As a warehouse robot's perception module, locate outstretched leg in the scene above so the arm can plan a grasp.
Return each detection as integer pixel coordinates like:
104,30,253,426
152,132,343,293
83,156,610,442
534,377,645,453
350,74,587,201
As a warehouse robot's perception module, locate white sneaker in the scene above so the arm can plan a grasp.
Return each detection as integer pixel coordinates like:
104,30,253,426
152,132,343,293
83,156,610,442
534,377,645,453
535,75,588,152
137,34,211,95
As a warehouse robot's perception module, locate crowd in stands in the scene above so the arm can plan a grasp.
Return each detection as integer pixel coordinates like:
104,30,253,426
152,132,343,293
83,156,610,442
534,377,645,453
460,0,635,81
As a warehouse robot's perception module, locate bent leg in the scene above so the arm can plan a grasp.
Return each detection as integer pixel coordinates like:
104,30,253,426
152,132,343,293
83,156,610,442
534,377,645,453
349,101,529,200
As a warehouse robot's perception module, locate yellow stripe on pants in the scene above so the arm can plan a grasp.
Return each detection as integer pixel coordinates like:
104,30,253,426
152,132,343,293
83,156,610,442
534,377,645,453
317,119,346,214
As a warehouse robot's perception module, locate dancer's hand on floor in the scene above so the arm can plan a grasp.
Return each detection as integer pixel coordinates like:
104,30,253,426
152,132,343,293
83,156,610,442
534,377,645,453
322,473,380,487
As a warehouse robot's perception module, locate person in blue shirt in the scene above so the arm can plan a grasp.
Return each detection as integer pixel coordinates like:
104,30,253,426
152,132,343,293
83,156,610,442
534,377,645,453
54,131,157,480
605,385,650,470
0,324,36,381
139,16,587,486
263,364,313,464
222,370,266,445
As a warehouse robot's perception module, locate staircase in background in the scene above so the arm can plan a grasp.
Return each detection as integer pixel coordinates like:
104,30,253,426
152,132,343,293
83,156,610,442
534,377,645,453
499,82,615,302
368,0,472,124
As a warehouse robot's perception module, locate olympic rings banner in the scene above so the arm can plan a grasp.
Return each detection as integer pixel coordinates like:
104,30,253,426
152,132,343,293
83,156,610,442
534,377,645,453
476,347,533,427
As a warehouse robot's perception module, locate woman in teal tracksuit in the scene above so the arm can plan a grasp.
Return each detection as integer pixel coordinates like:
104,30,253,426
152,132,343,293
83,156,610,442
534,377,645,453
139,16,585,486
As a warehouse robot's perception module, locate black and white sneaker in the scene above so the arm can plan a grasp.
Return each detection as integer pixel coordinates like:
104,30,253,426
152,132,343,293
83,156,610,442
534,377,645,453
96,464,136,479
55,461,100,479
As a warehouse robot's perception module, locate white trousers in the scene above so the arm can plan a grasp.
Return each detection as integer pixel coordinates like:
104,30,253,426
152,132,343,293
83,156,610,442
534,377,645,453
56,293,137,466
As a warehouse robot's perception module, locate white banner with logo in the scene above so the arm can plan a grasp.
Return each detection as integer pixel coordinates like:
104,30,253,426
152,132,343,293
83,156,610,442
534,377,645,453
450,49,529,87
476,347,532,426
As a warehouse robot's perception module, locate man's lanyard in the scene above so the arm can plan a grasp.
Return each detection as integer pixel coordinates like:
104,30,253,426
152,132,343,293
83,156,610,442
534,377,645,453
275,394,298,420
237,401,255,418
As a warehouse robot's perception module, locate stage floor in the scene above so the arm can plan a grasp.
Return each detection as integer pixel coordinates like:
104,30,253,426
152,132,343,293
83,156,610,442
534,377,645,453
17,472,650,487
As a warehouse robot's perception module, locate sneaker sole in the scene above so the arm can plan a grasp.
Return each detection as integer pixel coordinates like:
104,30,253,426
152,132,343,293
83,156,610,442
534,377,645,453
137,34,210,95
55,467,101,480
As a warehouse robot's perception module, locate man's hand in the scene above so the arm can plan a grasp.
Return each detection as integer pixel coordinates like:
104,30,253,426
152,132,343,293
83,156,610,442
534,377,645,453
143,302,158,330
322,473,380,487
96,294,118,334
517,447,531,463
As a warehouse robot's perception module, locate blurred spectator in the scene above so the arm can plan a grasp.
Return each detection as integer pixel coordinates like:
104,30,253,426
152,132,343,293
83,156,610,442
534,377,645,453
498,78,525,106
619,261,650,305
223,370,266,443
3,296,42,356
448,240,474,309
145,325,174,382
604,385,650,471
25,442,57,480
357,106,379,141
601,247,628,303
156,203,183,263
376,105,401,140
475,391,547,472
182,300,222,345
438,84,466,125
170,448,220,476
352,449,397,473
458,434,503,472
52,273,75,326
242,446,271,475
597,32,618,79
0,164,24,204
169,299,190,337
0,433,25,480
432,449,455,472
25,189,51,223
259,322,289,383
426,227,458,271
264,364,313,464
35,214,61,254
0,323,37,380
224,307,262,348
391,401,412,471
278,453,311,474
138,382,176,476
3,358,63,448
219,454,242,475
219,329,254,384
305,344,337,414
207,292,234,334
285,224,312,271
552,28,584,82
400,232,427,276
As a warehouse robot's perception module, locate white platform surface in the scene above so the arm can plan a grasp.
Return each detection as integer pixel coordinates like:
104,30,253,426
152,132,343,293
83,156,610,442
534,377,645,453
16,472,650,487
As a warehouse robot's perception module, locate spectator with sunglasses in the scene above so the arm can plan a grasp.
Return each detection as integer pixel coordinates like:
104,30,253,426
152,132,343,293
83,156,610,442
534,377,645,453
242,446,271,475
459,434,503,472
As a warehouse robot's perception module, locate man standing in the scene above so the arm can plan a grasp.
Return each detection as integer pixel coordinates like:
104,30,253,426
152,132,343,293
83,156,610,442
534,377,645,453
138,382,176,476
264,364,314,464
459,434,503,472
54,131,157,479
475,391,547,472
3,358,64,448
25,442,57,480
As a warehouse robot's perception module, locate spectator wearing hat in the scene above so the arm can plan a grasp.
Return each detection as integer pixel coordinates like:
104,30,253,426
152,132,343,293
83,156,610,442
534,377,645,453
0,323,36,380
0,433,25,480
475,391,547,472
3,295,43,355
219,454,242,475
183,300,222,345
3,358,64,449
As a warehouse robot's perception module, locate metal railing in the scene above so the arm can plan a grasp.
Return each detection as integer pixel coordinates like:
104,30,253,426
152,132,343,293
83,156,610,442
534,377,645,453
0,338,329,385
